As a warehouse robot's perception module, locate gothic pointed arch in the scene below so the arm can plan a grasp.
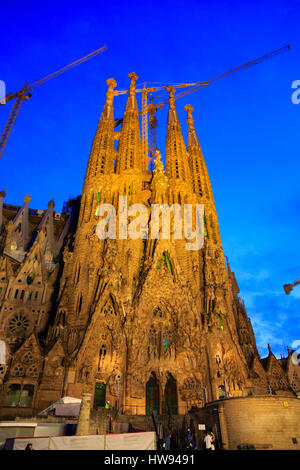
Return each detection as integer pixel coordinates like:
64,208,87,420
146,371,160,415
164,372,178,415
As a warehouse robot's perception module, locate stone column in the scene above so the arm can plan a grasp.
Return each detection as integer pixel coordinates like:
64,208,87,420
217,403,229,450
76,393,92,435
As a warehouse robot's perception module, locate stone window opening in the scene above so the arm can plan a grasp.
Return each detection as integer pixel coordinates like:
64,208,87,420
162,328,172,357
27,364,39,378
98,344,107,370
216,354,222,378
11,364,25,377
0,364,6,379
4,383,35,408
23,352,34,364
59,311,66,327
78,295,83,314
76,265,81,284
149,326,158,358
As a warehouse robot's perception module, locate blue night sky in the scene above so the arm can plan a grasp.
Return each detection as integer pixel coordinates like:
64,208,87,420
0,0,299,359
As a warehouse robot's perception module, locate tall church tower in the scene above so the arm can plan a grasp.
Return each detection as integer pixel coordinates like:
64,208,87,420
44,74,270,414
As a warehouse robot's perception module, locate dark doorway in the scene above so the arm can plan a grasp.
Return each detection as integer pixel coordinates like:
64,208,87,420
93,381,106,409
146,372,160,415
164,373,178,414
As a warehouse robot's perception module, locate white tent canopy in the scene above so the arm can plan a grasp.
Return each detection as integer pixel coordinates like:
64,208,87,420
39,396,82,416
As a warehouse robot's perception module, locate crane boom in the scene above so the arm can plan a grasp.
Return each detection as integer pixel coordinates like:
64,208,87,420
283,279,300,295
113,44,290,165
29,45,107,90
0,45,107,159
149,45,291,108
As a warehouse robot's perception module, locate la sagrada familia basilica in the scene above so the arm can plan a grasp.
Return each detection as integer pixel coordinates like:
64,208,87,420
0,72,298,418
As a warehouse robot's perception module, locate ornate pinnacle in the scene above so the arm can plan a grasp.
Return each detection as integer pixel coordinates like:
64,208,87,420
166,85,175,101
184,104,194,123
166,86,178,124
48,198,55,210
185,104,200,149
184,104,194,114
106,78,117,89
128,72,138,84
24,194,31,204
101,77,117,120
125,72,139,112
105,78,117,103
0,188,6,198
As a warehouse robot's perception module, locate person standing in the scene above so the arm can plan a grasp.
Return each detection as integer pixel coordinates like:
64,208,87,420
204,432,213,450
185,429,197,450
210,432,216,450
163,434,171,450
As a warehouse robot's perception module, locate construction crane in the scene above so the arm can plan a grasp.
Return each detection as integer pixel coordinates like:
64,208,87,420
114,45,290,165
0,45,107,159
283,279,300,295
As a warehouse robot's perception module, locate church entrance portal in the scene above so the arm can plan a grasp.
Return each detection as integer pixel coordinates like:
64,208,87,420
93,380,106,409
146,372,160,415
164,373,178,414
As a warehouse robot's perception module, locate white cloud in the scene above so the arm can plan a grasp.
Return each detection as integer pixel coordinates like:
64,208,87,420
238,269,270,282
290,288,300,299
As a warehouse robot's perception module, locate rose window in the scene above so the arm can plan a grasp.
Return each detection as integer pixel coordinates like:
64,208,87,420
8,315,29,337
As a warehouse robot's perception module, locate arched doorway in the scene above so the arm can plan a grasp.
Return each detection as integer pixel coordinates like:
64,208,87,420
218,384,226,399
146,372,160,415
164,373,178,414
93,380,106,409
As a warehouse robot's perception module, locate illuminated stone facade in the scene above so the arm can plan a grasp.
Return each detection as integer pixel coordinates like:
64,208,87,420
0,74,295,417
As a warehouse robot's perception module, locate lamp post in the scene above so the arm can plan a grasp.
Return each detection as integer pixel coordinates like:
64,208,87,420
116,375,120,412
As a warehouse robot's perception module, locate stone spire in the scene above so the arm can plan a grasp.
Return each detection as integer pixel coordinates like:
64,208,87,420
164,87,192,188
125,72,139,112
116,72,144,173
4,194,31,261
36,198,56,260
84,77,117,186
101,78,117,121
184,104,214,202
